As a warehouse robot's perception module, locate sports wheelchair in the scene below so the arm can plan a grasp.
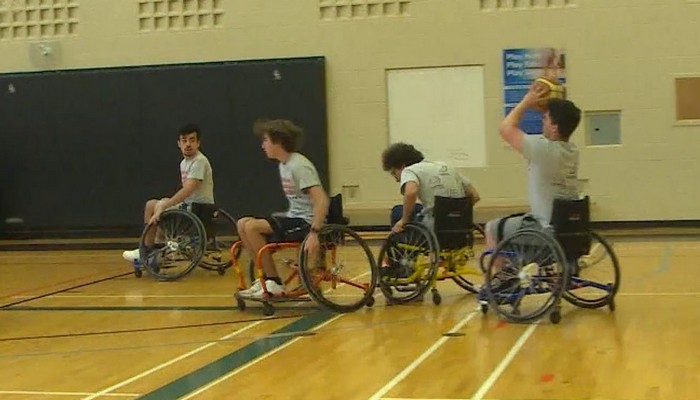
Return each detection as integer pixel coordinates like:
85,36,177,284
133,202,240,281
231,194,378,316
479,196,620,324
377,196,485,306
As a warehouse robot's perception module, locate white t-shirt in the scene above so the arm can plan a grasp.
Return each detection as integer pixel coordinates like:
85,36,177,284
180,151,215,204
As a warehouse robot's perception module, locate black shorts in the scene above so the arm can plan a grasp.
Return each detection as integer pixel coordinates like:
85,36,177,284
264,215,310,243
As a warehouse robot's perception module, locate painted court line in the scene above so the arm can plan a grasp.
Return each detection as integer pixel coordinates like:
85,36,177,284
0,390,139,397
368,311,478,400
138,311,339,400
618,292,700,296
177,313,344,400
381,398,470,400
471,324,537,400
80,320,264,400
11,294,234,299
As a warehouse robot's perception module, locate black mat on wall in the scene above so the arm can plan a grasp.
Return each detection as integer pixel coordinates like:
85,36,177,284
0,56,328,238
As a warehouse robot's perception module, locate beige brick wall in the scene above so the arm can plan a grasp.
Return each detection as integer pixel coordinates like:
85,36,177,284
1,0,699,223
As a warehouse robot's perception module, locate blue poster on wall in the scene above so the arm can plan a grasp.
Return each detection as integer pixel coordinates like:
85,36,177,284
503,48,566,134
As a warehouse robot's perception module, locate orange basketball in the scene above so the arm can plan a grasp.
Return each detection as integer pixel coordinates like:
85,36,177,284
532,77,566,111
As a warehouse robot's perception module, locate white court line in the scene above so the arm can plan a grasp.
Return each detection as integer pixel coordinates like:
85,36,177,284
381,398,469,400
0,390,139,397
178,270,373,399
471,324,537,400
178,313,344,400
618,292,700,296
11,294,233,299
81,321,264,400
368,311,478,400
16,290,700,299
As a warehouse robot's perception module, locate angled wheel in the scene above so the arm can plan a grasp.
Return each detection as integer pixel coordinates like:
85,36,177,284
199,209,241,273
139,209,206,281
377,223,439,304
450,224,486,294
563,232,620,309
484,228,569,323
299,224,378,313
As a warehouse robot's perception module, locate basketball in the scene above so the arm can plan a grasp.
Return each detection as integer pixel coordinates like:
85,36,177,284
532,77,566,111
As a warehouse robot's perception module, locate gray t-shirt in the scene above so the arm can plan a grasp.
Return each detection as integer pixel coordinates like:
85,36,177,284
522,135,579,225
400,161,471,218
279,152,322,223
180,151,215,204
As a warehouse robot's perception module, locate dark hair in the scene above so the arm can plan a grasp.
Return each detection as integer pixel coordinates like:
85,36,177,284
547,99,581,139
253,119,303,152
178,123,201,140
381,142,424,171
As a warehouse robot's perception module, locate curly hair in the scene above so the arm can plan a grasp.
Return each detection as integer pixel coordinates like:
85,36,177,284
253,118,304,152
381,142,424,171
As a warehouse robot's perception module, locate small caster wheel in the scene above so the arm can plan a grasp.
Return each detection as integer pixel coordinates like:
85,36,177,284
549,310,561,324
217,267,226,276
235,297,246,311
262,302,275,316
432,291,442,306
608,298,616,312
134,268,142,278
480,303,489,314
366,296,375,307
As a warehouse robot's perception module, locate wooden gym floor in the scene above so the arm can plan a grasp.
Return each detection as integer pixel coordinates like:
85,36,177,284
0,234,698,400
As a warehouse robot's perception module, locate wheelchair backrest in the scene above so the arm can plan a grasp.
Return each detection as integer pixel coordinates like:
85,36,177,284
326,193,349,225
189,202,218,239
551,196,592,260
433,196,474,250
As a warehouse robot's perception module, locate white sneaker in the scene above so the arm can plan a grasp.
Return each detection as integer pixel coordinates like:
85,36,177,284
238,279,262,296
248,280,285,299
122,248,139,263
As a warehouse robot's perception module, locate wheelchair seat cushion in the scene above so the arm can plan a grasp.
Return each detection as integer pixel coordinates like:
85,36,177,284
265,215,310,243
488,213,550,244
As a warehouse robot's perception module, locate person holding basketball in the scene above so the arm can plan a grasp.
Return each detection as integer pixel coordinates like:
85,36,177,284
484,82,582,260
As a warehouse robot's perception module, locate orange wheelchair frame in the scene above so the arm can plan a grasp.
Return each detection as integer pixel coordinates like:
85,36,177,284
230,196,378,316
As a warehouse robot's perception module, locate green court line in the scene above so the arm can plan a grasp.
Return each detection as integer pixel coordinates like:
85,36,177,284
137,311,335,400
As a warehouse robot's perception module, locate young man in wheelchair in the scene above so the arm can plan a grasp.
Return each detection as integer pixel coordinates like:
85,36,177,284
484,83,582,292
382,142,480,232
381,142,480,276
236,119,329,299
122,123,215,262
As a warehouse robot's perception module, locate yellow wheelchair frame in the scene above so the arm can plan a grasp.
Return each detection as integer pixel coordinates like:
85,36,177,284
377,196,483,305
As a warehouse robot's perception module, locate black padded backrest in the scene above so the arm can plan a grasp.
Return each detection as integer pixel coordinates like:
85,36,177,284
189,202,218,239
326,193,349,225
433,196,473,250
551,196,591,260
